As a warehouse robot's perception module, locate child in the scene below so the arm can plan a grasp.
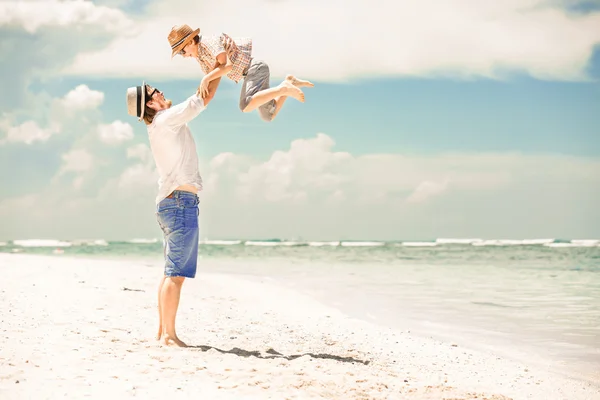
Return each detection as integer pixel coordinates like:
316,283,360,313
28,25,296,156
167,24,314,122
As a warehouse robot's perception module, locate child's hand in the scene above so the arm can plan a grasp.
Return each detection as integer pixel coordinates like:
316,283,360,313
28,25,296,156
198,77,210,98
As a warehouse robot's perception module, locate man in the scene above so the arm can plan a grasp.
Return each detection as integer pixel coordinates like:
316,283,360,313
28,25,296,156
125,78,221,347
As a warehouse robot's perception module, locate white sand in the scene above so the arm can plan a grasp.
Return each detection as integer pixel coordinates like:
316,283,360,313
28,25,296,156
0,253,598,400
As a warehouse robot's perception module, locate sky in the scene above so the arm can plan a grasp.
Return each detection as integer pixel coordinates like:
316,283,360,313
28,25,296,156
0,0,599,241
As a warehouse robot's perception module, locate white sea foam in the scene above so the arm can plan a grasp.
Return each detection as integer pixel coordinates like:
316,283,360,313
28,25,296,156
436,238,482,245
244,241,305,246
472,240,505,247
570,239,599,246
71,239,109,246
127,238,158,244
0,241,7,246
545,241,599,248
402,242,438,247
520,239,555,245
201,240,243,245
12,239,72,247
244,241,279,246
340,241,385,247
473,239,555,246
308,241,340,247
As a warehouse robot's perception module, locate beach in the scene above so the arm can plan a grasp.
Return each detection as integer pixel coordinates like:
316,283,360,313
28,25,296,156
1,253,598,399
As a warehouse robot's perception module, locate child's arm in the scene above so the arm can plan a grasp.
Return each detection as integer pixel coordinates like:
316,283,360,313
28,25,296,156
198,36,234,97
205,52,232,82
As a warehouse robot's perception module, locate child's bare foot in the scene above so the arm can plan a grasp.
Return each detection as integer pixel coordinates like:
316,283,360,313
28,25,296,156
286,75,314,88
161,334,188,347
280,80,305,103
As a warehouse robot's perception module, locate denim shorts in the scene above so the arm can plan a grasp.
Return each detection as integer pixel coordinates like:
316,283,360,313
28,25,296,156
156,190,200,278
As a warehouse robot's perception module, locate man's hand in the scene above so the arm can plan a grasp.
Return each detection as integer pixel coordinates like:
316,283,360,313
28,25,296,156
198,77,210,98
200,77,222,106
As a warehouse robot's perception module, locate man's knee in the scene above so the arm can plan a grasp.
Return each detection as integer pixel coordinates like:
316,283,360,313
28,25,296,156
165,276,185,285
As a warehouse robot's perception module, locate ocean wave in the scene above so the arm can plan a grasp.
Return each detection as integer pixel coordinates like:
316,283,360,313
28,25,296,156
340,241,385,247
127,238,159,244
520,239,555,245
244,241,306,247
308,241,340,247
544,241,599,248
71,239,109,246
401,242,438,247
473,239,555,246
12,239,72,247
570,240,599,246
200,240,243,245
0,241,7,246
435,238,482,245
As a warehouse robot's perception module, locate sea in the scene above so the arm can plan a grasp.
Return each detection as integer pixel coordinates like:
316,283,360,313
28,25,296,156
2,237,599,383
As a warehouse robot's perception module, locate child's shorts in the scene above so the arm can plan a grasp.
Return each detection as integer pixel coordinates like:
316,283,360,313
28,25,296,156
239,59,276,122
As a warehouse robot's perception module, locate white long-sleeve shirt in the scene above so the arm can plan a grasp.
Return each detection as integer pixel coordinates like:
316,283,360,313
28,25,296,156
147,94,207,204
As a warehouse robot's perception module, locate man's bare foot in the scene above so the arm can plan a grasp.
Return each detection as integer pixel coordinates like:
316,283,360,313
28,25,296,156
161,334,188,347
286,75,314,88
280,80,305,103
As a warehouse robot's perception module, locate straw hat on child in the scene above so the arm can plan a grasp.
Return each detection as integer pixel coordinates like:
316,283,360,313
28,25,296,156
168,24,200,58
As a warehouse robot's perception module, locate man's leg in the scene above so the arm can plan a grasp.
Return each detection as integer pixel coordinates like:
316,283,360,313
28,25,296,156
158,193,199,347
160,276,186,347
156,275,166,340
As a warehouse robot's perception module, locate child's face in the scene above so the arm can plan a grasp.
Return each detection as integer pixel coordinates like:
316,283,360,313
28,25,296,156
180,41,198,58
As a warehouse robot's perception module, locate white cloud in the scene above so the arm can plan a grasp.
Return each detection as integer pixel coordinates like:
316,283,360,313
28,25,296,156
234,133,352,202
63,0,600,82
98,120,134,145
1,132,599,240
51,148,94,189
202,133,600,209
406,180,450,204
58,85,104,111
0,83,109,146
0,0,135,34
0,120,60,145
126,143,152,163
117,163,157,189
57,148,94,175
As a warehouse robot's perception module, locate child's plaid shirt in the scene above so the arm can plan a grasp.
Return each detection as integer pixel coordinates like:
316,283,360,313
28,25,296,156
196,33,252,84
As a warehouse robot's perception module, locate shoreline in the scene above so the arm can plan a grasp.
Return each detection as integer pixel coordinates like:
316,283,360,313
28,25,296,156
1,253,598,399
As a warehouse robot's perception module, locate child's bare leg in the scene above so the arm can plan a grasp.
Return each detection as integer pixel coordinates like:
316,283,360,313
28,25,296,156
286,74,314,88
243,80,304,113
261,75,314,121
266,95,287,121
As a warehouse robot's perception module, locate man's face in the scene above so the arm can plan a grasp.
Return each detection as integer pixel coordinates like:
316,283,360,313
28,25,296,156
145,84,171,110
146,84,164,102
